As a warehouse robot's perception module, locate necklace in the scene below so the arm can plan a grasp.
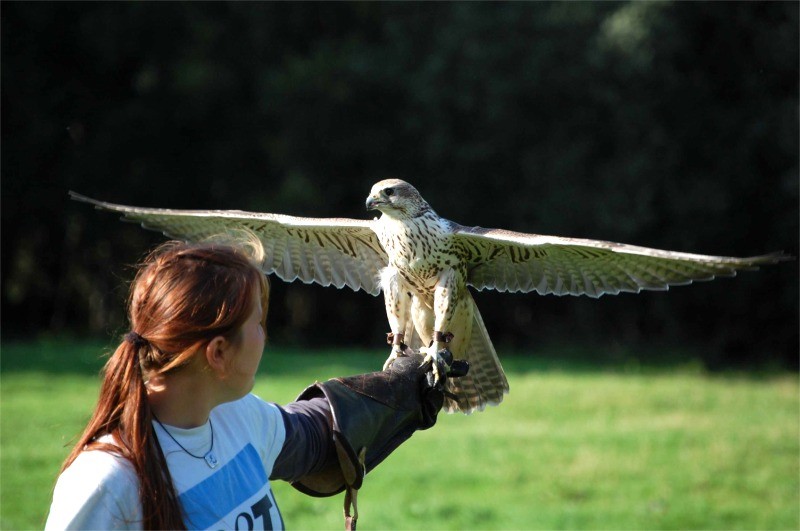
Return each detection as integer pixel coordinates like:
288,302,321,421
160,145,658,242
152,415,219,469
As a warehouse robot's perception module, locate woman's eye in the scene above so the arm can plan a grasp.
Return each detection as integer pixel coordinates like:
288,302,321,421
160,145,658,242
385,188,394,197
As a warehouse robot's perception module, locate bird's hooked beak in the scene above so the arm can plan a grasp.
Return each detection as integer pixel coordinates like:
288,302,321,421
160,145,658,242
365,194,383,211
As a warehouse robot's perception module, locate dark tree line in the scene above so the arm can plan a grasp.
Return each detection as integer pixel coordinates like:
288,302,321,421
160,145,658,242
2,2,797,368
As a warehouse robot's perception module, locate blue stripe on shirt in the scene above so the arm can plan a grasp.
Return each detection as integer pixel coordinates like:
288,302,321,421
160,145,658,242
180,443,267,529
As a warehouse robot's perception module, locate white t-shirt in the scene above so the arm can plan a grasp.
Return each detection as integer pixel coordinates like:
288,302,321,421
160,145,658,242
46,394,287,530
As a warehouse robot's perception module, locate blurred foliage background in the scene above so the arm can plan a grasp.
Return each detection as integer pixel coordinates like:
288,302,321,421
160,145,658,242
2,2,797,369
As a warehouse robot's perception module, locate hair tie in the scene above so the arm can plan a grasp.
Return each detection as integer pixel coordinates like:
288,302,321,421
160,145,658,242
124,331,149,349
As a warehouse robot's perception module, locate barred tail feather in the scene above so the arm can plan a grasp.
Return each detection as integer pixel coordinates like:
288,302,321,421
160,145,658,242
443,295,509,414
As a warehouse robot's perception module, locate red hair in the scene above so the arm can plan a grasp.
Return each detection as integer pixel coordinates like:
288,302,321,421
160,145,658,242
60,241,269,529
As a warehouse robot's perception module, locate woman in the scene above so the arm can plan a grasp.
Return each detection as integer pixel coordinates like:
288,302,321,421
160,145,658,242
46,240,455,530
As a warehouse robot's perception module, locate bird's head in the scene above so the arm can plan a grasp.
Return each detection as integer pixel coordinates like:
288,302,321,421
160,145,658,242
365,179,432,219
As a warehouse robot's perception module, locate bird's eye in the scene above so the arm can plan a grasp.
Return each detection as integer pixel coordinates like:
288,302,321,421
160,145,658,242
384,188,394,197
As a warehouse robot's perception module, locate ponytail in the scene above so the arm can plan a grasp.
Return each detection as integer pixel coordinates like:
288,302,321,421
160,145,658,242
62,339,186,529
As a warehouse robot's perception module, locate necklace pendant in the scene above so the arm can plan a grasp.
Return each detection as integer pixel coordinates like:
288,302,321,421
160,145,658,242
204,451,219,469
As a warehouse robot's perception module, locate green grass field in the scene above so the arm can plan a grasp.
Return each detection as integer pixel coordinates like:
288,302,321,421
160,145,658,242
1,339,798,530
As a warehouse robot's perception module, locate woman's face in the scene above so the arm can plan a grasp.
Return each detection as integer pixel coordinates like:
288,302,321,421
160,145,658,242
227,290,266,396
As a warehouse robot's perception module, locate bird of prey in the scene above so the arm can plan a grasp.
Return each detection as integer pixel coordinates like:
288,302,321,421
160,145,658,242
70,180,788,413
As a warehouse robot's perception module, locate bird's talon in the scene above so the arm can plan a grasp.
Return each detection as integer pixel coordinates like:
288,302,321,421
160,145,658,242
419,346,449,385
382,345,409,371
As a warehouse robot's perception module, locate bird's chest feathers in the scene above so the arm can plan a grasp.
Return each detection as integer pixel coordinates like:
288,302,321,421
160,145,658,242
377,216,457,284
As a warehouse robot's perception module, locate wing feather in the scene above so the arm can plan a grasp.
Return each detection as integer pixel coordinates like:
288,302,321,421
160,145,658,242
70,192,388,295
454,224,789,297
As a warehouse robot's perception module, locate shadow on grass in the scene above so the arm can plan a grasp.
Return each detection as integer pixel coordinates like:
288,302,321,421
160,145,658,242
1,337,791,380
0,338,379,376
1,338,113,375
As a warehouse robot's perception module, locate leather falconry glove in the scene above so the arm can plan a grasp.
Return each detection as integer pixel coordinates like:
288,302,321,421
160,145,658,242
290,350,468,530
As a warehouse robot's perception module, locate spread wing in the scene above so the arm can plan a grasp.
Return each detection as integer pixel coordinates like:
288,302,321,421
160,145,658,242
453,224,789,298
70,192,388,295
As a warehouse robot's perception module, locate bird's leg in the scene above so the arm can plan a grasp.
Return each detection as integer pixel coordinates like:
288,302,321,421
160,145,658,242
421,268,460,383
383,332,408,370
380,267,412,370
421,332,456,384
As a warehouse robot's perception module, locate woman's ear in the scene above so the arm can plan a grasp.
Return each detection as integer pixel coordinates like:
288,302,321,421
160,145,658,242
204,336,231,375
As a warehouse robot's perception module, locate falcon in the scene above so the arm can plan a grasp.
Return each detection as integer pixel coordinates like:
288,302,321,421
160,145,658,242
70,180,788,413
